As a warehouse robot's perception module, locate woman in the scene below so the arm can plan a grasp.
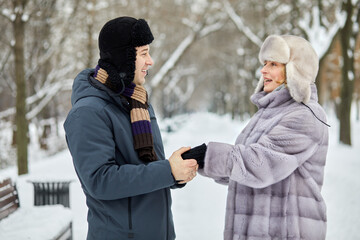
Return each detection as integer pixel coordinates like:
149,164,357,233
190,35,329,239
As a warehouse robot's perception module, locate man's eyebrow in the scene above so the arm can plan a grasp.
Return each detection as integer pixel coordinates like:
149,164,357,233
140,48,149,52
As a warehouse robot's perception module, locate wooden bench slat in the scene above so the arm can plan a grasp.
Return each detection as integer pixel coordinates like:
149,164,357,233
0,178,19,221
55,222,73,240
0,195,19,210
0,178,73,240
0,186,16,199
0,179,11,189
0,205,18,220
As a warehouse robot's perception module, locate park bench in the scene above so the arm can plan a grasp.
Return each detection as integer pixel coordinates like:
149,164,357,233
0,178,73,240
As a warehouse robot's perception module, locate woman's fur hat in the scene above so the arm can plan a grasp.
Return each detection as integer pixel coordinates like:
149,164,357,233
255,35,319,103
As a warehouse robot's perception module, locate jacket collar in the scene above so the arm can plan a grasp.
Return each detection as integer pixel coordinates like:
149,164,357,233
251,84,318,109
71,68,130,112
88,74,131,112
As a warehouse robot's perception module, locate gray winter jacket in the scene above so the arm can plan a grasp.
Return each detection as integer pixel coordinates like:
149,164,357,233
64,69,177,240
200,84,328,240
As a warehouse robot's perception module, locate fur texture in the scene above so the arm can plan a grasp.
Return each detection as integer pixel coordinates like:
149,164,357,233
199,85,328,240
256,35,319,103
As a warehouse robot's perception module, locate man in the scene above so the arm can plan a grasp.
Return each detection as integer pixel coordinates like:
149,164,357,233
64,16,198,240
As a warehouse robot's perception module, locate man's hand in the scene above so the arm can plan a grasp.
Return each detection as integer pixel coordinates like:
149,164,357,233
169,147,198,184
181,143,207,169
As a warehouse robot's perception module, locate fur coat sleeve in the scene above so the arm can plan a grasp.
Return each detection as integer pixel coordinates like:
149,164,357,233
201,105,326,188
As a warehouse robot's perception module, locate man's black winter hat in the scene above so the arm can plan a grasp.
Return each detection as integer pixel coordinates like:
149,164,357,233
97,16,154,92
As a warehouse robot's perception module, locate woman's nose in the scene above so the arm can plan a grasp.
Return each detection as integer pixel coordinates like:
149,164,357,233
261,65,267,74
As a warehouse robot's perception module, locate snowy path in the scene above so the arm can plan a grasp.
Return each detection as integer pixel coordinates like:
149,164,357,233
0,112,359,239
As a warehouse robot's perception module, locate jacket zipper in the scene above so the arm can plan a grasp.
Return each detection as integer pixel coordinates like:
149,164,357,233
128,197,134,238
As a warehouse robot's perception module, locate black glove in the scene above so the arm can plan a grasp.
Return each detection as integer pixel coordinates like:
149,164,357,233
181,143,207,169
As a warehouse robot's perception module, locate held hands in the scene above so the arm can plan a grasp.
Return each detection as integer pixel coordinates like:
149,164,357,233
169,147,198,184
181,143,207,169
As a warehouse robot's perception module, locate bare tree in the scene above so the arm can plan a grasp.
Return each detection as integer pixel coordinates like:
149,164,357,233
0,0,84,173
338,0,360,145
298,0,345,105
4,0,29,175
148,0,227,117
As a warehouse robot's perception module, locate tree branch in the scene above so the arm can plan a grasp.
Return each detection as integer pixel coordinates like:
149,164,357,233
0,6,13,22
0,48,16,94
0,79,73,120
222,0,262,48
150,15,225,91
150,32,196,90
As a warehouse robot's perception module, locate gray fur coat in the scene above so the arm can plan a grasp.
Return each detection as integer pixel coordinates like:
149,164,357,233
200,84,328,240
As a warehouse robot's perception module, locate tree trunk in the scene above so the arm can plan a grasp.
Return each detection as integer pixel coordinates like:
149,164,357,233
13,0,28,175
86,0,96,68
316,31,340,106
338,0,355,145
356,98,359,121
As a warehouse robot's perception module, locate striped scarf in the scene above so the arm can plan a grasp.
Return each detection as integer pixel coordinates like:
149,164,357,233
94,67,157,162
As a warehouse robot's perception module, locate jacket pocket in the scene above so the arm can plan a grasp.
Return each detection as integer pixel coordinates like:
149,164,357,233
128,197,134,238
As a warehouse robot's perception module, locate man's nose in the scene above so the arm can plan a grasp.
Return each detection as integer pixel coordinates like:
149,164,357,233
147,55,154,66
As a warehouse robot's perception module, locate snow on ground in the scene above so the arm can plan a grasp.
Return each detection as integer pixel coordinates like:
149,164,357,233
0,111,359,239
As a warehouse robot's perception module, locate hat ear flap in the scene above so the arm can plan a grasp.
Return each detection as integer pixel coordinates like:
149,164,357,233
281,35,318,103
98,59,126,94
255,75,264,93
286,61,311,103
